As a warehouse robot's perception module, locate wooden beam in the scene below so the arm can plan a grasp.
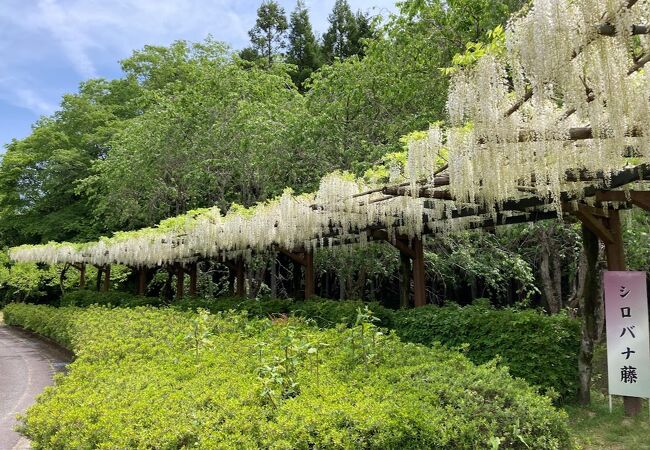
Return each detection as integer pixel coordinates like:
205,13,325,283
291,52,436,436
370,230,416,259
573,206,614,244
563,202,611,218
279,248,307,266
596,191,650,212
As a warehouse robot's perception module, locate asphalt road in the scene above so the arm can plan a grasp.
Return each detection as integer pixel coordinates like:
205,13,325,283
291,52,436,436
0,325,70,450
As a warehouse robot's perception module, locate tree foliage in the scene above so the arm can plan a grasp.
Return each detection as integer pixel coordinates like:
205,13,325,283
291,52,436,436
248,0,289,66
286,0,322,89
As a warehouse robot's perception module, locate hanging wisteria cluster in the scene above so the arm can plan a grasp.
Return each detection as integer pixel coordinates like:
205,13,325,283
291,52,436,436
9,174,433,267
10,0,649,268
444,0,649,207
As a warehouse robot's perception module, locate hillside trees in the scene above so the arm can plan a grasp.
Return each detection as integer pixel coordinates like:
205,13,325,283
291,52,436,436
0,77,143,244
1,0,592,309
286,0,322,89
248,0,288,66
80,61,309,231
322,0,373,62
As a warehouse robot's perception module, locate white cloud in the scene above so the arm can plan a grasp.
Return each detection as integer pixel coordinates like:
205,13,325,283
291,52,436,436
0,76,57,115
0,0,398,145
36,0,99,78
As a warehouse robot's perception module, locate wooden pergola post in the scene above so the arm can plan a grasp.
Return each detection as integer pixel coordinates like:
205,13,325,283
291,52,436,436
574,206,644,416
176,263,185,300
412,237,426,308
372,231,427,308
76,263,86,289
102,265,111,292
188,263,198,297
603,211,643,417
235,258,245,297
279,249,315,299
138,267,147,295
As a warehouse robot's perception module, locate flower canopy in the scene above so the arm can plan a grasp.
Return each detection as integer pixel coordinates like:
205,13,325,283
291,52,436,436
10,0,650,268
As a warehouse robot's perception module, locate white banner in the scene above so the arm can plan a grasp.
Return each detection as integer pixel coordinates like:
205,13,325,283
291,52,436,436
604,271,650,398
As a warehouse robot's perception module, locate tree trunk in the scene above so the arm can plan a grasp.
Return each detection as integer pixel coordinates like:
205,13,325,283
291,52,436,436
540,232,561,313
578,225,601,405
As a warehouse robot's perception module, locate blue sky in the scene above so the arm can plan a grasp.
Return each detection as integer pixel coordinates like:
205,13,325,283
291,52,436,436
0,0,397,150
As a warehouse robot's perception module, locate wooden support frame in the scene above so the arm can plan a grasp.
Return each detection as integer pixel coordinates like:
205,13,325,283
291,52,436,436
102,265,111,292
279,249,315,299
596,190,650,212
138,268,147,296
571,205,615,244
371,231,426,308
175,263,185,300
72,263,86,289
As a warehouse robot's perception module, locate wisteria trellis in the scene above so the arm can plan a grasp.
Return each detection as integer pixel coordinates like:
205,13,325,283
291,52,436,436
10,0,650,268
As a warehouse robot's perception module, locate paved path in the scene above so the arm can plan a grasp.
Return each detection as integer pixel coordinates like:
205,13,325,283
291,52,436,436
0,325,70,450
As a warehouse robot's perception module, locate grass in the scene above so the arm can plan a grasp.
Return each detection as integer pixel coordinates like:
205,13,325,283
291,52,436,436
565,391,650,449
565,342,650,450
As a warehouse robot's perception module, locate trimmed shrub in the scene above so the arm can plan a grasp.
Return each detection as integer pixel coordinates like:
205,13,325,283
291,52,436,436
393,303,581,401
61,290,162,308
172,296,394,328
3,303,76,348
3,304,572,449
53,291,580,399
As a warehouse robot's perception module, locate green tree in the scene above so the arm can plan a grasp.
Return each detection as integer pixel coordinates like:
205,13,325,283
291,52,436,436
80,45,309,230
351,10,374,57
0,77,142,245
322,0,359,62
286,0,321,90
248,0,288,66
306,0,527,176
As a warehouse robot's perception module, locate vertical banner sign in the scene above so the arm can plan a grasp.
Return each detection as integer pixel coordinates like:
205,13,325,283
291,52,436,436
604,271,650,398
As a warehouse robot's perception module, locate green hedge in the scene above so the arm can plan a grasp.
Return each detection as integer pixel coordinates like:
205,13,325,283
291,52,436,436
172,296,394,328
56,292,580,400
61,290,162,308
3,303,76,349
3,303,572,449
393,304,581,401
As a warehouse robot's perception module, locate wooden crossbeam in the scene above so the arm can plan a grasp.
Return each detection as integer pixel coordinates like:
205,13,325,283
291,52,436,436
278,249,315,299
279,248,308,266
572,205,614,244
370,230,416,259
596,191,650,212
